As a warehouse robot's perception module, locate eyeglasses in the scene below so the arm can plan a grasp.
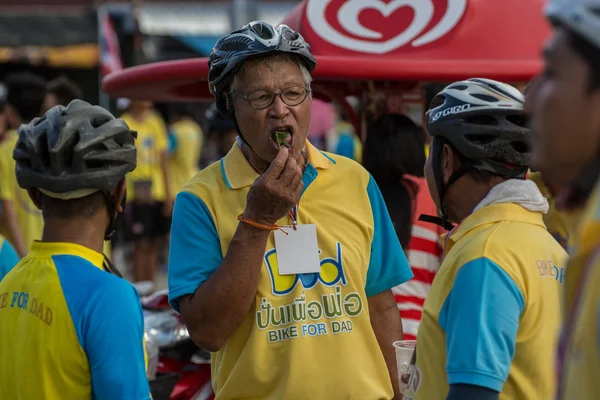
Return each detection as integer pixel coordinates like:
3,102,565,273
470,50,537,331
233,86,311,109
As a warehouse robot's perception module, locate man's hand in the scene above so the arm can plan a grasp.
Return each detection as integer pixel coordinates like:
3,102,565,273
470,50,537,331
244,147,304,226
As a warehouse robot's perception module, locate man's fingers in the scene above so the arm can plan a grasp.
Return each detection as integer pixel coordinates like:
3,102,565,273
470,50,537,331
279,155,300,184
263,147,289,179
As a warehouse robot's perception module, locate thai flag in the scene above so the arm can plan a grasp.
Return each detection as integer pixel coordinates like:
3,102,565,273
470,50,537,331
99,10,123,76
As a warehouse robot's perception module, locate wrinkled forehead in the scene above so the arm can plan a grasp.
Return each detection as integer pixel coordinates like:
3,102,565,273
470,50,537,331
235,54,305,91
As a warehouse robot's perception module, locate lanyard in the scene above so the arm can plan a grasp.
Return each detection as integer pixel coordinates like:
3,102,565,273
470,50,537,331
288,205,298,230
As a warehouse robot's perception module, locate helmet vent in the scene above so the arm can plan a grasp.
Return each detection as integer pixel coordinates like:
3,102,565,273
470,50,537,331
453,85,468,91
506,114,528,128
91,116,111,129
510,140,530,154
430,95,445,109
461,115,498,126
471,94,499,102
36,131,52,172
465,134,496,145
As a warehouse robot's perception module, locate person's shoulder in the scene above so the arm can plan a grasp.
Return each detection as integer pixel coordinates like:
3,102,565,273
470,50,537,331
321,150,370,183
179,160,225,200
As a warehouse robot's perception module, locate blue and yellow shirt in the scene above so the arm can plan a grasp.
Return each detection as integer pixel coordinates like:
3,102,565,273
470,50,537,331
0,241,151,399
168,118,203,196
410,202,567,400
558,182,600,400
0,234,19,280
168,141,413,400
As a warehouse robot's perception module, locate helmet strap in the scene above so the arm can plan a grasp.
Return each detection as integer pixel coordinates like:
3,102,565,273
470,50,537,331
419,139,475,231
102,189,126,241
227,92,252,149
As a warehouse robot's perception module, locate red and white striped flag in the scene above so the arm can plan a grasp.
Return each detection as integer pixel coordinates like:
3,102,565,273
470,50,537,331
99,10,123,76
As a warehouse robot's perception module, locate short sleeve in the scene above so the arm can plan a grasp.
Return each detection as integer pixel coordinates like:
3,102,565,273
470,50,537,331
440,257,524,392
54,255,151,400
0,144,15,201
0,239,19,280
168,191,223,312
365,175,413,297
86,282,151,399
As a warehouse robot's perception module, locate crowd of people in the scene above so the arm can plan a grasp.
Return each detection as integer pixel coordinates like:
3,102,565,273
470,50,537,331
1,0,600,399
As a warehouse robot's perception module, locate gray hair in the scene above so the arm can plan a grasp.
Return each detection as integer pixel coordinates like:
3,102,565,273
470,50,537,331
230,53,313,93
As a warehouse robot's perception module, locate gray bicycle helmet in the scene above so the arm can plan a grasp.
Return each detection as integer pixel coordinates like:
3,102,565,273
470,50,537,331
426,78,531,167
208,20,317,117
15,99,136,195
421,79,531,230
14,100,137,239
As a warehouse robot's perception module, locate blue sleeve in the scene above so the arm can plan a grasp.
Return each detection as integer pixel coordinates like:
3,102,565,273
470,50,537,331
365,175,413,297
439,257,524,392
335,134,355,160
447,384,499,400
0,239,19,280
54,256,151,400
168,191,223,312
168,130,178,154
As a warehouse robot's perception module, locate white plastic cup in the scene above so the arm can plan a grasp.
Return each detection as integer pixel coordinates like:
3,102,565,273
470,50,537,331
393,340,416,394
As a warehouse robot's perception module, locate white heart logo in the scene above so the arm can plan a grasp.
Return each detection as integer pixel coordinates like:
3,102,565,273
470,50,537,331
306,0,467,54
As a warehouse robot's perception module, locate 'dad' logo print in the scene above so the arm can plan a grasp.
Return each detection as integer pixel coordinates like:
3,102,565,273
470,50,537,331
306,0,468,54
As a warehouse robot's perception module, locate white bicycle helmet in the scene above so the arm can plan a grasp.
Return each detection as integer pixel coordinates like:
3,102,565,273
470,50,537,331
546,0,600,50
422,79,531,230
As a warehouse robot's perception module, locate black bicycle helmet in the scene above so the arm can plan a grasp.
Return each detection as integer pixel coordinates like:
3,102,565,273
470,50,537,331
208,20,317,118
14,99,137,239
422,78,532,230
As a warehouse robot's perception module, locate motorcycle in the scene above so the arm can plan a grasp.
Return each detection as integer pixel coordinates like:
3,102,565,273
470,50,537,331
140,286,215,400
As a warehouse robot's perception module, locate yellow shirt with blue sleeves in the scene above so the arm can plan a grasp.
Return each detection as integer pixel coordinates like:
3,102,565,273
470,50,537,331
0,241,151,399
558,182,600,400
168,140,413,400
0,234,19,280
121,112,169,202
0,130,43,251
410,202,567,400
168,118,203,196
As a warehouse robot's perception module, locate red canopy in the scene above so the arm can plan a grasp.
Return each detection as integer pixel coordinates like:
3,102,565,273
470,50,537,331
102,0,550,102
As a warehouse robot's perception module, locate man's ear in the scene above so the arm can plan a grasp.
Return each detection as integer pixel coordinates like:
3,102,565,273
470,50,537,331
113,179,127,213
441,144,457,185
27,188,42,210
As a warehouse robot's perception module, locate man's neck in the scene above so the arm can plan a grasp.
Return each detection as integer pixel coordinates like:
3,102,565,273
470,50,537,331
446,177,505,223
41,218,107,255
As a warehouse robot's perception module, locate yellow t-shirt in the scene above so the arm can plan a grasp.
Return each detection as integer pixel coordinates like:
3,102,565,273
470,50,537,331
412,202,567,400
557,182,600,399
168,141,414,399
529,172,583,251
168,119,203,196
0,131,43,252
121,112,168,202
0,241,150,399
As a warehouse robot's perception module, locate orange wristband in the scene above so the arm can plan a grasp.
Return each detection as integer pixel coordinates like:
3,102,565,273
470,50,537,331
237,214,288,234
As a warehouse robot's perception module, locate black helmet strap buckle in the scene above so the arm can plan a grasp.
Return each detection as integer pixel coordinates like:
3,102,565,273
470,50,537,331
101,189,126,242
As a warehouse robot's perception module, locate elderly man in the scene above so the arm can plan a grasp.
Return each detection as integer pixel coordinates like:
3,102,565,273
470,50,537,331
168,21,413,399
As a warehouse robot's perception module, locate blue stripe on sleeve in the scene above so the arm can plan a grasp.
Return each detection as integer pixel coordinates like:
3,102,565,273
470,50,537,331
54,255,151,400
365,175,413,297
0,239,19,280
168,130,178,154
168,191,223,312
439,257,524,392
